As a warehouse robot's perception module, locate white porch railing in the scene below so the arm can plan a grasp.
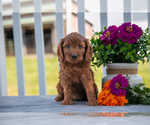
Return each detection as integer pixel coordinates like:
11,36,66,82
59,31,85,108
0,0,150,96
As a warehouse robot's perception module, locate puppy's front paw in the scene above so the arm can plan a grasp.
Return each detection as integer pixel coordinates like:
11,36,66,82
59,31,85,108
55,96,63,101
88,101,100,106
61,100,73,105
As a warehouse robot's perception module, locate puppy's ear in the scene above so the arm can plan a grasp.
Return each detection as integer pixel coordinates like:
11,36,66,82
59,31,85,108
85,39,93,62
57,39,64,62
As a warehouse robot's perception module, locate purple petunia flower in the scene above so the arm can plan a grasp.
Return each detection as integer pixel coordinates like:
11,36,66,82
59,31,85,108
100,25,118,46
109,74,129,96
117,22,142,44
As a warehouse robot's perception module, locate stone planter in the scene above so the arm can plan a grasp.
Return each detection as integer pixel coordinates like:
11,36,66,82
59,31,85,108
102,63,143,88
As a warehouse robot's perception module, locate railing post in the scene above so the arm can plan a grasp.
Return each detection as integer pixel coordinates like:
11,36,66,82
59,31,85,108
55,0,64,44
123,0,131,22
33,0,47,95
12,0,25,96
0,0,8,96
66,0,72,34
100,0,108,29
148,0,150,81
77,0,85,37
148,0,150,29
100,0,108,76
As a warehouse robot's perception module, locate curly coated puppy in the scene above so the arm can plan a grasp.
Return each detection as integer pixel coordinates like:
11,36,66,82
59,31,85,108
55,32,99,106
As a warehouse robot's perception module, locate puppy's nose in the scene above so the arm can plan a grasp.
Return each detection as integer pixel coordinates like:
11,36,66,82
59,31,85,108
72,54,77,59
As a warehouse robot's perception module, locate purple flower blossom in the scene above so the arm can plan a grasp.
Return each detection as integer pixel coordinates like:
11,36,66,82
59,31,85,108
100,25,118,46
109,74,129,96
117,22,142,44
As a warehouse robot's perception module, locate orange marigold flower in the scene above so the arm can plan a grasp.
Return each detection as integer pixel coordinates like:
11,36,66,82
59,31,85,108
103,79,111,89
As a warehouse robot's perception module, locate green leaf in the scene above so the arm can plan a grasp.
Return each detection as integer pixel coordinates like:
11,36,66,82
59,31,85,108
125,52,131,59
113,44,118,49
131,49,136,54
111,50,115,54
119,47,125,53
106,51,109,55
147,57,149,62
128,44,132,49
134,87,146,95
131,56,135,62
90,37,95,44
134,83,145,88
94,47,99,51
93,62,99,65
99,45,104,50
106,44,111,50
92,57,94,61
143,87,150,93
103,55,108,59
145,27,149,33
94,32,100,35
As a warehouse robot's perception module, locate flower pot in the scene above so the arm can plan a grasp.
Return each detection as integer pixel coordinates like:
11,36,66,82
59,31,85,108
102,63,143,88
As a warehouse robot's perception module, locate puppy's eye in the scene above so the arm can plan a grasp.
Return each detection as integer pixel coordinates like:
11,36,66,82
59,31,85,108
79,45,83,48
66,45,70,48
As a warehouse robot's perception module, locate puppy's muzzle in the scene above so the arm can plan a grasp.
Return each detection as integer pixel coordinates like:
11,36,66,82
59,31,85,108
72,54,77,59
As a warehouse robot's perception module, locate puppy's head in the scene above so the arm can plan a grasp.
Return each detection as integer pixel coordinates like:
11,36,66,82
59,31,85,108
57,32,93,64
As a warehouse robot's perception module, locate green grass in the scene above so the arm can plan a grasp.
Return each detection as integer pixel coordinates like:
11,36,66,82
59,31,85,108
6,56,150,96
6,56,59,96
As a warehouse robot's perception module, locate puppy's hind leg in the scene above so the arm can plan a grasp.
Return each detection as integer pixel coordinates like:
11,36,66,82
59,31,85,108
55,82,64,101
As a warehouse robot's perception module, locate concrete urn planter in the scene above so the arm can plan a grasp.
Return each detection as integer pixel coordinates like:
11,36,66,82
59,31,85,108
102,63,143,88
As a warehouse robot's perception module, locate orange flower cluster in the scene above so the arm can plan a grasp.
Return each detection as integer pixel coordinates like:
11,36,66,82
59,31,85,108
97,80,128,106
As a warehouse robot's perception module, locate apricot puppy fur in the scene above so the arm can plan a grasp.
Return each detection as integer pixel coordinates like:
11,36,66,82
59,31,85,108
55,32,99,106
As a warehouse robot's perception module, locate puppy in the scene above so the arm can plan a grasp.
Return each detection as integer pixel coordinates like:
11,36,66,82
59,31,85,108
55,32,99,106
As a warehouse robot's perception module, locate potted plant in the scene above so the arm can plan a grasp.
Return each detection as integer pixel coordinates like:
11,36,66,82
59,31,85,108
90,22,150,87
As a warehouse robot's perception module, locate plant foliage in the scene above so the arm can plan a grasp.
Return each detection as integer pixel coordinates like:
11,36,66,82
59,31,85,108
91,24,150,68
125,83,150,105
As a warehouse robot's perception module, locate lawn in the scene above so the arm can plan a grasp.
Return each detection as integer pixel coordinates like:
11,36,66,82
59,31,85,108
6,56,150,96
